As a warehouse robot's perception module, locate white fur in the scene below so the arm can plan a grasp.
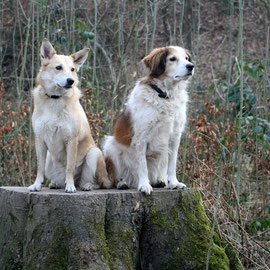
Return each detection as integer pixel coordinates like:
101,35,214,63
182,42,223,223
103,46,193,194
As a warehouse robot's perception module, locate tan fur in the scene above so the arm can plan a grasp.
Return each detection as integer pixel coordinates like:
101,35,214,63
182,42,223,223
96,154,111,188
29,38,111,193
105,156,118,187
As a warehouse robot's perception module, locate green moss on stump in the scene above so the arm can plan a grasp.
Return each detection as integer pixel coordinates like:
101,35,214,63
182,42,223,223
175,191,230,270
106,223,136,270
150,208,167,230
148,190,234,270
44,223,72,270
118,227,136,269
86,208,136,270
92,214,111,266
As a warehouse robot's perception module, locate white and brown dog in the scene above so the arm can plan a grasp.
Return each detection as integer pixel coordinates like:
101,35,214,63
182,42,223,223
103,46,194,194
29,38,111,193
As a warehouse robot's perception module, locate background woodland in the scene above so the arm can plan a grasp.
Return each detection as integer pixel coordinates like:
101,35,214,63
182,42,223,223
0,0,269,268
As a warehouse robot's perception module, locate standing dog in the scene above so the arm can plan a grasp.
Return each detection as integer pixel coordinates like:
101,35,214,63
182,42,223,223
103,46,194,194
29,38,111,193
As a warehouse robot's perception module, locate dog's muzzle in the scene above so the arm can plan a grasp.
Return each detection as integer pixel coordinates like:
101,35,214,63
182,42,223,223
186,64,194,76
64,78,74,89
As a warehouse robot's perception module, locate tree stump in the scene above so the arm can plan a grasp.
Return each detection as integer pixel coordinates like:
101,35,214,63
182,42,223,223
0,187,242,270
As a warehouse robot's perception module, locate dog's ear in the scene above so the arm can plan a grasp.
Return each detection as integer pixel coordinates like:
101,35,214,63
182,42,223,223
71,48,90,70
40,38,56,64
185,49,192,62
143,47,168,77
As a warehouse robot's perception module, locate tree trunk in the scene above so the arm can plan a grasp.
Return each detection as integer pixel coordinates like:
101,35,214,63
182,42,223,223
0,187,242,270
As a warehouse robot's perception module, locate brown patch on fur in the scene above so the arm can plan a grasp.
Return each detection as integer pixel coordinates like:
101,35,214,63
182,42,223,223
113,109,133,146
96,154,112,188
143,47,168,77
105,156,118,187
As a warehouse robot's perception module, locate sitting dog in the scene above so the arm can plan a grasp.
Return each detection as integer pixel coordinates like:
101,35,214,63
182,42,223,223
29,38,111,193
103,46,194,194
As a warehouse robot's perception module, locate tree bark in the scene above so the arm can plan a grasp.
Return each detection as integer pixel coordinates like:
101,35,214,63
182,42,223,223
0,187,241,270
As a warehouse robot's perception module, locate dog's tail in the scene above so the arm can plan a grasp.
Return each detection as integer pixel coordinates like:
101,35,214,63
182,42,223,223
104,156,118,188
87,147,112,189
82,147,113,189
102,136,120,188
95,151,113,189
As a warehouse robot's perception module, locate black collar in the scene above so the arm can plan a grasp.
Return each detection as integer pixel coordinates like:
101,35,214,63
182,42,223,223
149,82,169,99
45,93,61,99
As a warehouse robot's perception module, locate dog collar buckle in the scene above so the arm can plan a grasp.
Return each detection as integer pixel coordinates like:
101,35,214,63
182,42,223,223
45,93,61,99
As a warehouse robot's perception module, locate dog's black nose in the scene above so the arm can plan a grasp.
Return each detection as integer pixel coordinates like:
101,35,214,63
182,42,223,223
186,64,194,71
66,78,74,86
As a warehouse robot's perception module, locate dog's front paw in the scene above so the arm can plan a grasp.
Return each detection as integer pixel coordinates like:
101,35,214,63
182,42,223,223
117,180,129,190
166,179,186,190
49,182,64,189
80,183,94,191
138,183,153,195
28,183,42,192
152,179,166,188
65,184,76,193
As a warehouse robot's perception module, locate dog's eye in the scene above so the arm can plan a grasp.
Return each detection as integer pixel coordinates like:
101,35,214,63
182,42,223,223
170,57,176,62
56,66,62,70
186,56,190,61
71,68,75,72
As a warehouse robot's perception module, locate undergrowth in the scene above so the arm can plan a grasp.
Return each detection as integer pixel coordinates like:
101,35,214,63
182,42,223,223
0,0,269,269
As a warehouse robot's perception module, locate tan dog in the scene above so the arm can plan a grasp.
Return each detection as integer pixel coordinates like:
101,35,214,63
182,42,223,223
29,38,111,193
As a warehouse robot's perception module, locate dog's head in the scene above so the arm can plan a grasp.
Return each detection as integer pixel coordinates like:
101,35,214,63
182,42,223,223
37,38,89,92
143,46,194,81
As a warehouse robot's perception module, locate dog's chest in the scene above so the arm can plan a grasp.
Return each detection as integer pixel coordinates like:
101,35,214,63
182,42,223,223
155,99,185,132
33,107,76,144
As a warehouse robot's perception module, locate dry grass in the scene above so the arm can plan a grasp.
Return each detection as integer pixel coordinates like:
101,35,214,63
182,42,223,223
0,0,269,268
